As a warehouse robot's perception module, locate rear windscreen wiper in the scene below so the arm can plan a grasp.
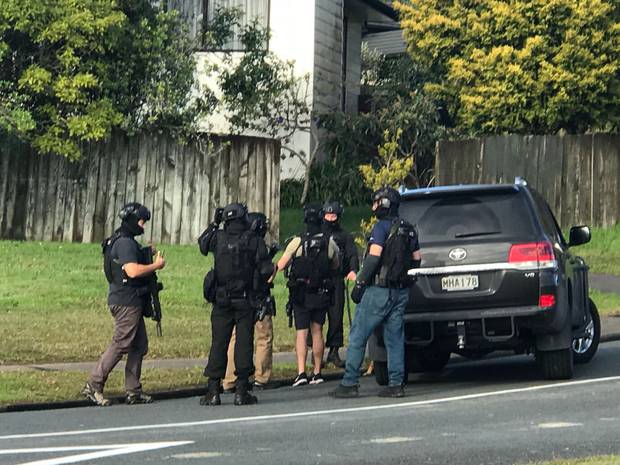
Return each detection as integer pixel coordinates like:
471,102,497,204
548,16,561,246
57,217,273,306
454,231,501,238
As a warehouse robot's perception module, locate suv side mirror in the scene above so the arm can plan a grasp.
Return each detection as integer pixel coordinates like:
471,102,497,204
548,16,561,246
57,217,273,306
569,226,591,247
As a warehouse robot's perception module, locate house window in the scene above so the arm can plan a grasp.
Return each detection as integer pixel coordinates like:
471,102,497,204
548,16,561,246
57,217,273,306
204,0,270,51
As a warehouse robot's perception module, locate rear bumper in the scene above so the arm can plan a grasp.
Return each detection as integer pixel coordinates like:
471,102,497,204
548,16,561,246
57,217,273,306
404,305,546,322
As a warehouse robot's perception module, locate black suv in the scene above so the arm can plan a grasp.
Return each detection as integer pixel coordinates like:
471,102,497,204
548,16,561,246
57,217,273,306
369,179,600,382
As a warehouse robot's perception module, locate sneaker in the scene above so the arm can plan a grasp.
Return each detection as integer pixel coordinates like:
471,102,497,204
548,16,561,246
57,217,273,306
126,392,153,405
378,385,405,398
326,349,345,368
292,372,308,387
234,391,258,406
330,384,359,398
252,381,266,390
82,382,111,407
309,373,324,385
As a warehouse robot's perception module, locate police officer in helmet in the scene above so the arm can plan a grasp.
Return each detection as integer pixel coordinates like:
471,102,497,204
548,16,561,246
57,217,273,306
331,187,421,398
222,212,277,392
318,201,359,367
83,202,165,406
198,203,275,406
276,203,340,386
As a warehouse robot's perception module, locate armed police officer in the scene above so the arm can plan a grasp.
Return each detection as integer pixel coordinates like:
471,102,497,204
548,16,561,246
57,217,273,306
83,202,165,407
223,212,278,392
198,203,275,406
276,203,340,387
331,187,421,398
320,201,359,368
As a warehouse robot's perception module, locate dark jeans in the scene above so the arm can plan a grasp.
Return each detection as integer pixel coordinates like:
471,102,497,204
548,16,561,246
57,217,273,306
204,303,255,383
90,305,148,394
342,286,409,387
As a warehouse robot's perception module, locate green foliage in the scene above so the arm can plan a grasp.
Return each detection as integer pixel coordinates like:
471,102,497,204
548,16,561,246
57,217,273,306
319,47,444,189
395,0,620,135
0,0,208,160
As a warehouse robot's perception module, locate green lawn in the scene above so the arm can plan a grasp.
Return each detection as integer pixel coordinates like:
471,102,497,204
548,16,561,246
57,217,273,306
574,224,620,276
523,456,620,465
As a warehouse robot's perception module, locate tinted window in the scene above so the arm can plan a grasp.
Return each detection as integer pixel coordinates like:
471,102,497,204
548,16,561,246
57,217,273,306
399,191,537,244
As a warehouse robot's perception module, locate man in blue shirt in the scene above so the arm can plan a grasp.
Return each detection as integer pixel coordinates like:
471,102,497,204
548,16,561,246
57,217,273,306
331,187,421,398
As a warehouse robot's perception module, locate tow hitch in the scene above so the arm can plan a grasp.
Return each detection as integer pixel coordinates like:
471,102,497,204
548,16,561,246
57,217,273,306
456,321,466,349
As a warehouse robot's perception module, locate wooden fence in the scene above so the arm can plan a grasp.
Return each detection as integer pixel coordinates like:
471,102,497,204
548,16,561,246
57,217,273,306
0,133,281,245
435,134,620,228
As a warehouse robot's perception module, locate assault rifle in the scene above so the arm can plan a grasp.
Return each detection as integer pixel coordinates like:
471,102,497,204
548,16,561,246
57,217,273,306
142,246,164,337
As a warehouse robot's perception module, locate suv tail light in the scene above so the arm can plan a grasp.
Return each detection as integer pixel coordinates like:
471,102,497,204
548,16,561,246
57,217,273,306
539,294,556,308
508,242,556,268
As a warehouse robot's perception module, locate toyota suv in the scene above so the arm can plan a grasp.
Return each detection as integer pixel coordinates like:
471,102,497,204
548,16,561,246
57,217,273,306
369,179,600,382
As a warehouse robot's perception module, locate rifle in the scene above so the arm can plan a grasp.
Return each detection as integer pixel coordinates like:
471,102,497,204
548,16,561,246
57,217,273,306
286,299,293,328
142,247,164,337
344,279,352,327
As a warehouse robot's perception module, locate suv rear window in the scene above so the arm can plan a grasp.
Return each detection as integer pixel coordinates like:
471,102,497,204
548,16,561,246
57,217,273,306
399,190,537,244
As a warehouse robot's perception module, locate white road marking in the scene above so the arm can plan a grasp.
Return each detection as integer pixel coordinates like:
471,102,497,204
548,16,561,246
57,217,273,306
171,452,229,459
537,422,583,429
1,375,619,441
367,437,421,444
1,442,193,465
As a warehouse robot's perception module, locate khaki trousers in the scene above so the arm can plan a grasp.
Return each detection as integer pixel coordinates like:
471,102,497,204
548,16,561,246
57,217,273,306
89,305,148,394
223,315,273,389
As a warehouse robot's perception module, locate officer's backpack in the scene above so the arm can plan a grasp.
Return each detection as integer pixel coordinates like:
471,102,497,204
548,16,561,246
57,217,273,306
378,219,418,287
214,230,256,297
289,232,330,290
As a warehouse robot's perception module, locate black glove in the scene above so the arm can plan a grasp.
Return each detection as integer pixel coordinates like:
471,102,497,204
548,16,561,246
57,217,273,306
268,243,281,259
213,207,224,225
351,282,366,304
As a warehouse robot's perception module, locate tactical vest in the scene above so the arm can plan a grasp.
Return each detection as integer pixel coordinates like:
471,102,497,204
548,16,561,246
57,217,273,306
214,230,256,298
289,232,331,290
375,219,418,288
102,232,148,288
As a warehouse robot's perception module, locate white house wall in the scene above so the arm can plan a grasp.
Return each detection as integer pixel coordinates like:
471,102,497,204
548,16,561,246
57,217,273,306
194,0,316,180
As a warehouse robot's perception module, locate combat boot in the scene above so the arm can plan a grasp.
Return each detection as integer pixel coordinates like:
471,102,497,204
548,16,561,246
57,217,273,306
200,379,221,406
326,348,345,368
234,379,258,406
126,392,154,405
330,383,359,398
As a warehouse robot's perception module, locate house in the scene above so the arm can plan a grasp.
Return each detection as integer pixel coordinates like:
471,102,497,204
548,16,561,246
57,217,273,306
165,0,400,179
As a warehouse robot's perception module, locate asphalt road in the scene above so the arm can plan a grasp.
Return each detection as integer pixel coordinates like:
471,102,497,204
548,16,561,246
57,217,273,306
2,343,620,465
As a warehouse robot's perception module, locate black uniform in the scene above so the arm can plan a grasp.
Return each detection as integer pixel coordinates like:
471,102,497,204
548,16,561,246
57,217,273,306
322,221,359,349
198,204,274,406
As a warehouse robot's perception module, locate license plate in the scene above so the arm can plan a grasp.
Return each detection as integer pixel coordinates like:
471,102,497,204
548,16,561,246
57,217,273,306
441,274,479,292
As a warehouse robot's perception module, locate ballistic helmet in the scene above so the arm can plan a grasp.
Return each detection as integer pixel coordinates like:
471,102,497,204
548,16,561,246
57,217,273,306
372,187,400,218
248,212,269,238
322,201,343,217
303,202,322,225
119,202,151,222
222,202,248,222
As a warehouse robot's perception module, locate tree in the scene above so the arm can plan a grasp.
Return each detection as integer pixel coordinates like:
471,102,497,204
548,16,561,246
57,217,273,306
395,0,620,135
0,0,210,160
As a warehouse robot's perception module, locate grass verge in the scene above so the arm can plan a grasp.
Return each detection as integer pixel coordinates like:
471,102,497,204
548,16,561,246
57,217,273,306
574,224,620,276
524,456,620,465
0,364,344,407
590,290,620,317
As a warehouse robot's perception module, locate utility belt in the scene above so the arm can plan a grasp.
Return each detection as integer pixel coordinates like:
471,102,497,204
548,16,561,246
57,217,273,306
288,278,335,309
373,276,410,289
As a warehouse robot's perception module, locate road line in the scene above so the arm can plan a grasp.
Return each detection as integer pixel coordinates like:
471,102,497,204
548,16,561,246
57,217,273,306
4,442,193,465
1,375,619,441
537,422,583,429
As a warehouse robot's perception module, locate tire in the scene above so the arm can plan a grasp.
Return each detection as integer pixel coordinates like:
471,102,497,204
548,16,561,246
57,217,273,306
572,298,601,364
415,348,451,373
537,348,574,380
374,361,389,386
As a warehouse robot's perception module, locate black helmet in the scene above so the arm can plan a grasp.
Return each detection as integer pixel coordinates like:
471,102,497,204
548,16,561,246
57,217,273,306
119,202,151,222
248,212,269,238
118,202,150,236
372,187,400,218
222,202,248,222
303,202,322,225
322,201,343,217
